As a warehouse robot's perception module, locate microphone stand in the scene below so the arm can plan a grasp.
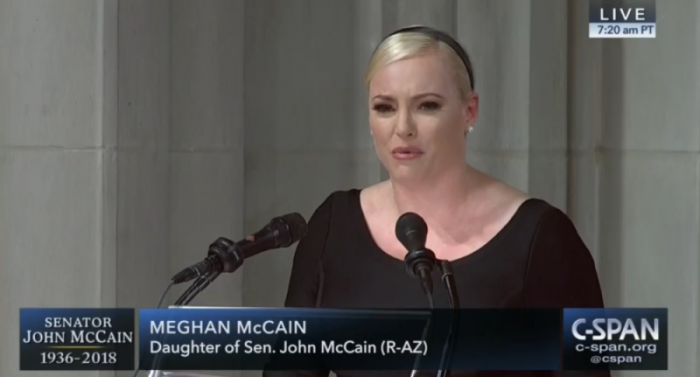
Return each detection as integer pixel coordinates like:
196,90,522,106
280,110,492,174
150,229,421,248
180,271,221,305
396,213,457,376
406,247,436,377
147,258,227,376
141,216,308,377
146,270,219,377
436,260,459,377
174,276,208,306
410,311,434,377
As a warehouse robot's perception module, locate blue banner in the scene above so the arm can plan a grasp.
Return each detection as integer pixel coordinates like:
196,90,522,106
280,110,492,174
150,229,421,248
138,308,561,371
20,308,135,370
19,307,667,371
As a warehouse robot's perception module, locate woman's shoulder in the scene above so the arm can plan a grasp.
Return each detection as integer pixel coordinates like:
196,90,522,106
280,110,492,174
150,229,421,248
506,197,575,240
477,179,581,250
481,177,565,227
313,188,360,210
312,182,390,215
503,194,589,259
306,187,364,225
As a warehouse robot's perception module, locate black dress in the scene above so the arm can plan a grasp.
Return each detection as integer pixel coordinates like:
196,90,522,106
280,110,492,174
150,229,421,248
264,189,610,377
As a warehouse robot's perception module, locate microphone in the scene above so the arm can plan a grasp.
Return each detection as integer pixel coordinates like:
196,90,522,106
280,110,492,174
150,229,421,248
171,213,308,284
396,213,459,377
396,212,437,377
395,212,436,297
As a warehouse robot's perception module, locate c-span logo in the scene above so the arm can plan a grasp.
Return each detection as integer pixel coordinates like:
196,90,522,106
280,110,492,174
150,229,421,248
562,308,667,370
589,0,656,38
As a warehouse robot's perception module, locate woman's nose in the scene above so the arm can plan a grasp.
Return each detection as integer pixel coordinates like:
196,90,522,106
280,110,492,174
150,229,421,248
394,109,417,139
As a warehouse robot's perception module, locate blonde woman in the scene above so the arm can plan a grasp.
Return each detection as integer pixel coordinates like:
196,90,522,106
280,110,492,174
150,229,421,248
266,26,608,377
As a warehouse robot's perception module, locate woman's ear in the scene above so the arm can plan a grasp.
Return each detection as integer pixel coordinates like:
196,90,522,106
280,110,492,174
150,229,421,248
466,92,479,123
463,92,479,132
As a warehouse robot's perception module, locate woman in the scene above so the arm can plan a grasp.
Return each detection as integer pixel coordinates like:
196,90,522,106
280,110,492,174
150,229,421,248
265,26,608,377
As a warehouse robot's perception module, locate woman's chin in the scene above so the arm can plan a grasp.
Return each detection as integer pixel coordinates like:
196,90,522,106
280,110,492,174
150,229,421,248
387,165,430,182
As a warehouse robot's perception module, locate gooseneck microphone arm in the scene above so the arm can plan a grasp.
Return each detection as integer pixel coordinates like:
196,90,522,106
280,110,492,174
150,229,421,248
436,260,459,377
171,237,244,285
143,271,220,376
173,270,221,306
173,276,206,306
404,248,436,301
181,270,221,305
171,237,240,306
142,272,219,376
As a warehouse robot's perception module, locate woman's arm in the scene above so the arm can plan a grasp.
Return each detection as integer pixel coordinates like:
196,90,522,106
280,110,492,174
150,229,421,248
523,207,605,308
262,194,336,377
523,207,611,377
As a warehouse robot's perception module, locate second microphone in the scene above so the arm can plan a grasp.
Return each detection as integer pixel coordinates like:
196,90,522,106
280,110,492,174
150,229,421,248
171,213,308,284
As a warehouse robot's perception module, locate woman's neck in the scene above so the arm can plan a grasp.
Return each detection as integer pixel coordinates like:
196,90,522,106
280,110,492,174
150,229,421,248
389,165,482,230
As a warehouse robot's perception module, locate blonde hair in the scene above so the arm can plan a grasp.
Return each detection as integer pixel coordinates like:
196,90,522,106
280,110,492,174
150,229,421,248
365,32,473,99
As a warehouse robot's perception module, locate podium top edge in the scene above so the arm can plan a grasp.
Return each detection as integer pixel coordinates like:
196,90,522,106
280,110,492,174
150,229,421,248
160,307,430,315
161,372,228,377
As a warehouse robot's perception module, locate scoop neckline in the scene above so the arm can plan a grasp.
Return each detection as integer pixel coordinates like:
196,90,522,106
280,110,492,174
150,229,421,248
349,188,539,268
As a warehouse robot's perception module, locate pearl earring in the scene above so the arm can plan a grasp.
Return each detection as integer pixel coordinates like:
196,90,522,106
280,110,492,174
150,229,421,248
468,126,474,133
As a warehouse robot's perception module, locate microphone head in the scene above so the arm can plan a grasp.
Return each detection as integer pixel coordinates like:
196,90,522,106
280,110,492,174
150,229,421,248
395,212,428,253
273,212,308,247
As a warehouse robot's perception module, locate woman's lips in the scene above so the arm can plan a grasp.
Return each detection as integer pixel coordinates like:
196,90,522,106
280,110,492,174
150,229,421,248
391,146,424,160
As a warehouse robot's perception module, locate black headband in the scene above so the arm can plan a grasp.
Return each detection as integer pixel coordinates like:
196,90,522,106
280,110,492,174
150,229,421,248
385,26,474,90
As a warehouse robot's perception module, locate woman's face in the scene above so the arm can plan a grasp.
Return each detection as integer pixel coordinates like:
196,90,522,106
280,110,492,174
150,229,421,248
368,51,478,183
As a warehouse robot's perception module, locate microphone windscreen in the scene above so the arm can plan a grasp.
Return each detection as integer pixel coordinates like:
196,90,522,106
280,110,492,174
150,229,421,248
278,212,308,244
395,212,428,252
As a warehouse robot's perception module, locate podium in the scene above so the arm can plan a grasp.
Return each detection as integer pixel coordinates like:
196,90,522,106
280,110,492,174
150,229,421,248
149,373,225,377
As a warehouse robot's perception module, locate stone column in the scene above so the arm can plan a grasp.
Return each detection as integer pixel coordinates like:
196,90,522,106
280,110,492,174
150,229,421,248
115,1,172,374
169,0,245,311
457,0,569,210
567,0,604,263
0,0,121,376
0,1,245,376
115,0,172,313
242,0,364,309
568,0,700,376
382,0,456,34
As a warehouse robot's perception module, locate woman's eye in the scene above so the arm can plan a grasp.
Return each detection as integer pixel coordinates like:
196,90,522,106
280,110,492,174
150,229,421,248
373,104,394,113
419,101,441,111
